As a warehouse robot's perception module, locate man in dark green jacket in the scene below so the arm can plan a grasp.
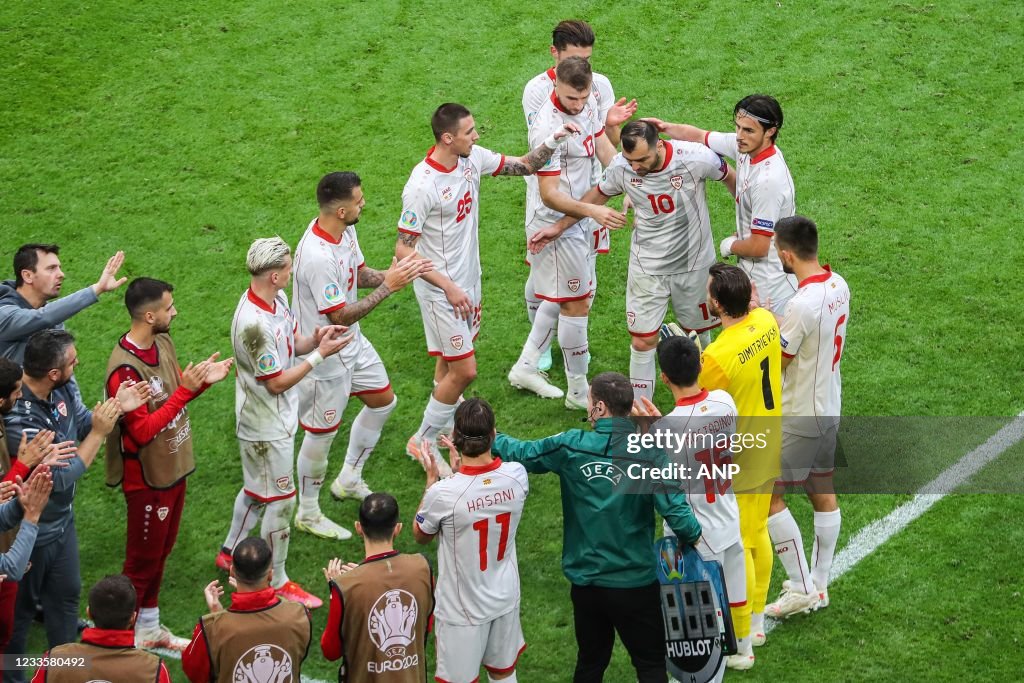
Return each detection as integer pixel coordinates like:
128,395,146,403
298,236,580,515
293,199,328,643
492,371,701,683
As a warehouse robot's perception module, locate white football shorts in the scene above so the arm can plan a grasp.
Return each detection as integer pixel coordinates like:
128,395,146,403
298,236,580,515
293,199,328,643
239,436,296,503
298,340,390,433
626,266,720,337
529,218,595,303
416,285,481,361
434,609,526,683
778,425,838,485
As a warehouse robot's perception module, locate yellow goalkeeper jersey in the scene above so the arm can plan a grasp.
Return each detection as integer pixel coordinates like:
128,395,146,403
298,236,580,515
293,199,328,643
699,307,782,489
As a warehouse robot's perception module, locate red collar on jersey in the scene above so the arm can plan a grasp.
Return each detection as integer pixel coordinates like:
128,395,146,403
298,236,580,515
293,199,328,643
550,89,571,114
546,67,556,81
229,587,279,612
675,389,709,406
81,627,137,648
118,334,159,366
459,457,503,475
312,219,342,245
425,146,458,173
657,140,675,172
247,287,276,314
798,265,832,289
363,550,400,564
750,144,777,165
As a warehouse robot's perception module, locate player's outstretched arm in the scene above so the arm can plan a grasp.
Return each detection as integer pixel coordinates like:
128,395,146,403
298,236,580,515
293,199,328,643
641,118,707,144
328,256,433,327
395,233,474,321
527,186,612,254
497,123,581,176
265,326,354,395
538,174,626,230
604,97,639,147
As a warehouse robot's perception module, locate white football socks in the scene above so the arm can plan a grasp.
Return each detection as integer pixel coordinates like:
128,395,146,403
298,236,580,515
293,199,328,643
338,398,396,486
416,395,457,443
516,301,559,370
812,508,842,590
263,497,295,589
767,508,815,594
558,314,589,377
223,488,264,552
629,347,656,402
525,272,540,324
136,607,158,633
297,431,334,518
751,612,764,634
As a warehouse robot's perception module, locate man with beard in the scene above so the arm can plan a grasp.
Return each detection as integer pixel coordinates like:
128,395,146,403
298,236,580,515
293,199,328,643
104,278,233,651
3,330,123,683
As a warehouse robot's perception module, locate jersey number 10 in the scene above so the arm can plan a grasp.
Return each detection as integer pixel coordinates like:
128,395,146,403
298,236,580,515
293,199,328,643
472,512,511,571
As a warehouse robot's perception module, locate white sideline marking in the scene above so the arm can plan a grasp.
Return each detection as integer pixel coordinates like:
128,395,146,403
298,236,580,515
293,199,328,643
766,411,1024,633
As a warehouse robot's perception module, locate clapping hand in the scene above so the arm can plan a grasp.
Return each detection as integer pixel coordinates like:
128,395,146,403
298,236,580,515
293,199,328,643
204,579,225,613
323,558,359,583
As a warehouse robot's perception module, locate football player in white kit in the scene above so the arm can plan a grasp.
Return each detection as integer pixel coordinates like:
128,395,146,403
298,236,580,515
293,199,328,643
764,216,849,619
642,334,754,670
644,94,798,314
414,398,529,683
535,120,734,403
507,56,628,409
396,102,579,463
292,172,433,541
521,19,636,373
224,236,352,609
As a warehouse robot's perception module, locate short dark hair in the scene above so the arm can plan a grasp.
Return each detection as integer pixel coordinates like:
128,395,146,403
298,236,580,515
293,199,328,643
590,372,633,417
774,215,818,260
431,103,472,142
708,263,751,318
453,397,495,458
555,55,592,91
658,336,701,388
232,537,272,584
734,94,784,142
125,278,173,320
621,121,658,154
88,575,137,630
13,244,59,288
23,329,75,379
359,493,400,542
0,357,22,399
552,20,595,51
317,171,362,209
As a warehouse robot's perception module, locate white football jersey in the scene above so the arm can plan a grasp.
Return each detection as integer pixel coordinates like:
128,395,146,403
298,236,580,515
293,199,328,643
599,141,728,275
779,267,850,436
705,132,798,309
526,92,607,249
231,289,298,441
415,458,529,625
399,146,505,300
293,219,366,378
660,390,741,554
523,68,615,130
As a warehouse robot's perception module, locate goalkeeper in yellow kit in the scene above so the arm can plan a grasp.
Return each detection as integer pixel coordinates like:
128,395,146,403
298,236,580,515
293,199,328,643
697,262,782,670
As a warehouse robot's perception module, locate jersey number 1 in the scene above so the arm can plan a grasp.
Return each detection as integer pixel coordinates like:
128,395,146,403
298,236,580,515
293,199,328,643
759,357,776,410
472,512,511,571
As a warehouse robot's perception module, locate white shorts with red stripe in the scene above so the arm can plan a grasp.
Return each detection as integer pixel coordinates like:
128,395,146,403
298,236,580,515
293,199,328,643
434,609,526,683
696,537,747,610
417,285,481,362
528,217,595,303
239,436,296,503
297,340,390,433
626,266,720,338
778,425,838,485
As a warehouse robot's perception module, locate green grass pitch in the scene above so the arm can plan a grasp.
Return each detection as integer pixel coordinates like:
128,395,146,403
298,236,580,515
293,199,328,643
2,1,1022,680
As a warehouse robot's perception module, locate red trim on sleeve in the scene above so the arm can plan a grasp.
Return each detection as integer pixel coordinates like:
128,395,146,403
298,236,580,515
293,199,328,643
703,131,711,147
350,383,392,397
243,488,297,503
3,459,30,483
595,128,605,138
397,227,420,236
484,643,527,674
782,351,796,359
255,370,283,382
491,154,506,177
750,229,774,237
536,170,561,177
318,301,346,315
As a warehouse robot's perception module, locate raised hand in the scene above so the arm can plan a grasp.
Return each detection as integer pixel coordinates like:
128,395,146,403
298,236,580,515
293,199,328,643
202,352,234,385
322,558,359,583
317,327,354,358
17,466,53,524
607,97,638,128
631,396,663,418
204,579,225,613
90,398,123,438
115,379,151,413
383,255,434,292
639,117,668,132
180,361,211,392
17,429,55,469
41,440,77,469
438,434,463,474
92,251,127,295
552,122,582,142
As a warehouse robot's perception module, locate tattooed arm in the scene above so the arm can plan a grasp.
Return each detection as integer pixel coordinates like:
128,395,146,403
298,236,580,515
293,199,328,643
394,233,472,320
495,122,581,176
327,255,434,327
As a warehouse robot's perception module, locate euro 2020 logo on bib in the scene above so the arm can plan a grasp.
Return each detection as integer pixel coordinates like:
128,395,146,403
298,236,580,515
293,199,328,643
367,589,420,673
232,643,293,683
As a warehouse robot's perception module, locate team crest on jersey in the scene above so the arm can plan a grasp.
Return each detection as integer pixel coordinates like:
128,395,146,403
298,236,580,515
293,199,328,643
233,644,293,683
257,353,279,374
324,409,337,423
368,589,419,654
567,278,581,293
670,175,683,190
627,311,636,327
157,506,169,521
463,165,474,180
441,186,453,202
579,461,625,485
56,400,67,417
276,476,291,492
629,177,643,187
324,282,342,303
450,335,464,351
400,210,418,229
700,405,708,413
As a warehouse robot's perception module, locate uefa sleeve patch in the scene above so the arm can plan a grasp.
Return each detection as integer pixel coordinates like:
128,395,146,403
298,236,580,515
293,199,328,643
257,352,279,373
753,218,775,230
780,336,789,349
400,210,418,229
415,513,426,524
324,283,342,303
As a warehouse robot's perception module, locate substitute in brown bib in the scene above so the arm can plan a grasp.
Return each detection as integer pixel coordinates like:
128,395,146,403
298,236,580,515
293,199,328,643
321,493,434,683
104,277,233,652
183,537,312,683
32,575,171,683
